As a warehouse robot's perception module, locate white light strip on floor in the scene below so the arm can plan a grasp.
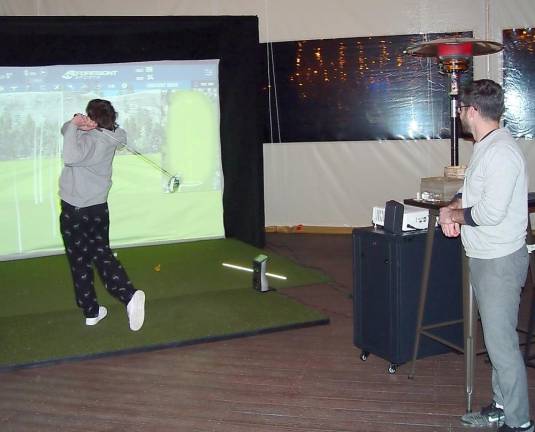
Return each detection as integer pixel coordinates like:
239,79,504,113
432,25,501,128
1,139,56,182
222,262,287,280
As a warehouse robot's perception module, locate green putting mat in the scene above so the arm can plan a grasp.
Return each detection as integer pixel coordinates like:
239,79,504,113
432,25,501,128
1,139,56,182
0,238,330,369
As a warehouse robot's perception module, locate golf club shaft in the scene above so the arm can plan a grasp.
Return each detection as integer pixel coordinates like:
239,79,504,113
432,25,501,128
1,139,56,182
96,128,175,180
124,146,175,179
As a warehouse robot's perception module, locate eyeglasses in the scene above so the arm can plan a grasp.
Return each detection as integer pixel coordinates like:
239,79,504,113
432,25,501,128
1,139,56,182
456,104,471,114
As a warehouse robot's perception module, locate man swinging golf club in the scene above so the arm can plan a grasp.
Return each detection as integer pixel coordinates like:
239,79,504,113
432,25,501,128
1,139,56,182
59,98,145,331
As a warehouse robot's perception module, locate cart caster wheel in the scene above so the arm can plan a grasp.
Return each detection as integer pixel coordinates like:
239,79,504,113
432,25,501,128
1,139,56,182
388,364,398,374
360,351,369,361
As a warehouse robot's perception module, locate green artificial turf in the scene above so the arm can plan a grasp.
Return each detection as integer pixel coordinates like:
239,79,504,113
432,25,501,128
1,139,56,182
0,238,330,369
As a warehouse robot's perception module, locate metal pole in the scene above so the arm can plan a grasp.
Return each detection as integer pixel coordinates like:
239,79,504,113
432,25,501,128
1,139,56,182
463,251,475,413
449,72,460,167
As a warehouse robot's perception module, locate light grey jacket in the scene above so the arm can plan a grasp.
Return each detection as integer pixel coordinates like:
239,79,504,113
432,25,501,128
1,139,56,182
461,127,528,259
59,121,127,207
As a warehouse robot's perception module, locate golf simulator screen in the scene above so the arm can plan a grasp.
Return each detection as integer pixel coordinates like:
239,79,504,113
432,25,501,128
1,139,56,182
0,60,225,260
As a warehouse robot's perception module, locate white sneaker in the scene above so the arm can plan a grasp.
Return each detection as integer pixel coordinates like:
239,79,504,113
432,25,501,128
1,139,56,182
85,306,108,326
127,290,145,331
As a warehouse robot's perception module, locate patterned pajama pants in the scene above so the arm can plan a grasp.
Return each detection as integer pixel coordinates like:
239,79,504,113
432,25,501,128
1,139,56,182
59,200,136,318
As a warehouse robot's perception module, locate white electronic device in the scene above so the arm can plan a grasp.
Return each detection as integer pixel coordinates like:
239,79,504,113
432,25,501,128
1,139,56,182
372,204,429,231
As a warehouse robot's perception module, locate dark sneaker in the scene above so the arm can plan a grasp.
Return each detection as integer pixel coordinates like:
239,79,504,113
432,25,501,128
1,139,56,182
481,401,505,424
461,401,504,427
498,420,534,432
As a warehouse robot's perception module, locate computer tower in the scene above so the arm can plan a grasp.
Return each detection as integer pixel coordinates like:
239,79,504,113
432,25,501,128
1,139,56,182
352,226,463,373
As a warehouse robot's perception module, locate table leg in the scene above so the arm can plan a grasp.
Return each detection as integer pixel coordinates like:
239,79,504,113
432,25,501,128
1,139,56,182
408,213,437,379
524,219,535,364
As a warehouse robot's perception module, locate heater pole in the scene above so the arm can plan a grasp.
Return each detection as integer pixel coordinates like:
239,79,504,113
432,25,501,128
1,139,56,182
449,71,460,166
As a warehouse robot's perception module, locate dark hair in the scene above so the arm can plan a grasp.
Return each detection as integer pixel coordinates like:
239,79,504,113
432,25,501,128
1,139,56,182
85,99,118,131
460,79,504,122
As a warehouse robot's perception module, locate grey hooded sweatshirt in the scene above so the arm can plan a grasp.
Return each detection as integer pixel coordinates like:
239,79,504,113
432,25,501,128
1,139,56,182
59,121,127,208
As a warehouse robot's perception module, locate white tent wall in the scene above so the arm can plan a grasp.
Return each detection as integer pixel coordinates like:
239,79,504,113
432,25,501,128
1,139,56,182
1,0,534,229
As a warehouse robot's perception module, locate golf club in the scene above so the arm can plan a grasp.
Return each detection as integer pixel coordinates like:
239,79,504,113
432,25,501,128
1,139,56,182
97,128,180,193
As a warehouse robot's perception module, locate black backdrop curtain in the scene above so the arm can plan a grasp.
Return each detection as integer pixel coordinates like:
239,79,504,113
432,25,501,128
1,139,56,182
0,16,265,247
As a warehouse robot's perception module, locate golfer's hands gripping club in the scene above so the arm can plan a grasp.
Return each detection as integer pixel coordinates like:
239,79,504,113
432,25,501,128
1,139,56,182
72,113,98,131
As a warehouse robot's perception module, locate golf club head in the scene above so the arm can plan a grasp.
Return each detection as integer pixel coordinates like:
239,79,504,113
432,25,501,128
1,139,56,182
165,175,180,193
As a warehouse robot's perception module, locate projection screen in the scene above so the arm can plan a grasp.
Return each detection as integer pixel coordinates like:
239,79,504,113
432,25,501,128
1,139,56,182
0,59,225,260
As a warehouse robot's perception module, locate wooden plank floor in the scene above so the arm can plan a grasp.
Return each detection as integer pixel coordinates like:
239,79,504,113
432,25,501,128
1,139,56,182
2,233,535,431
